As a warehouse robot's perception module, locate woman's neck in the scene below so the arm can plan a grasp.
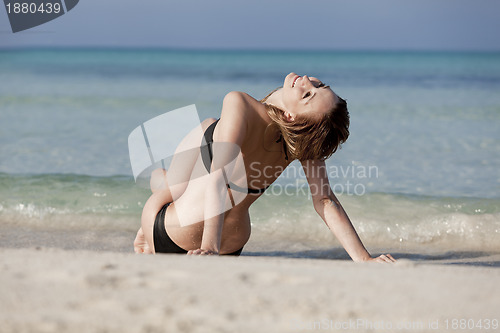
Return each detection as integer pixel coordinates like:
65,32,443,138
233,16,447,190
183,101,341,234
257,93,285,155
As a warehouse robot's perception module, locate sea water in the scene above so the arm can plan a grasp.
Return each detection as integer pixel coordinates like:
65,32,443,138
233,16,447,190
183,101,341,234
0,49,499,261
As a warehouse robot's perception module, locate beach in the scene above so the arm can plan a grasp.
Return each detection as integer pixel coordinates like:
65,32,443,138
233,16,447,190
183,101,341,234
1,247,499,333
1,49,499,332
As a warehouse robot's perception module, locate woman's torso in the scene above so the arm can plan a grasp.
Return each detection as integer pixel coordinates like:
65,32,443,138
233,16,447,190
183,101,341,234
165,93,291,253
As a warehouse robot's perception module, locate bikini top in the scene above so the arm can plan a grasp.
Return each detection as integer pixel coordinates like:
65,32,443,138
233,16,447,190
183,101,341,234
200,119,269,195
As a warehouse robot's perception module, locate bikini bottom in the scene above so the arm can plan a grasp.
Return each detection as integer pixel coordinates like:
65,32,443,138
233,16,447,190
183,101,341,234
153,203,243,256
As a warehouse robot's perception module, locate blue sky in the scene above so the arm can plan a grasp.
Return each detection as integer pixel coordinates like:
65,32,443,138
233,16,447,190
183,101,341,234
1,0,500,51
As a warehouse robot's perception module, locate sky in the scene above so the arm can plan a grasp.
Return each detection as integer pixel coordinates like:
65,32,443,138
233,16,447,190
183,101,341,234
1,0,500,51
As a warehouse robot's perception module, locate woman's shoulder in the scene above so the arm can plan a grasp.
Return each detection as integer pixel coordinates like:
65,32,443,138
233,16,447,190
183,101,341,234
223,90,254,103
218,91,265,140
222,91,265,118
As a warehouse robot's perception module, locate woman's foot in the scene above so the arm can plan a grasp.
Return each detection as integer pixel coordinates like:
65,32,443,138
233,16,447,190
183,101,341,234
134,227,153,254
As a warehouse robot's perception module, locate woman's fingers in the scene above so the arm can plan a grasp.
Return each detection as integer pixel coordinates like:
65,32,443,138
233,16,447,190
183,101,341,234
187,249,216,255
385,254,397,262
369,254,396,263
378,254,396,263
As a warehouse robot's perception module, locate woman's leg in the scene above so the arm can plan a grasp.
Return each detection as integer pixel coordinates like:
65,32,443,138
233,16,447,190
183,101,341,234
135,168,173,253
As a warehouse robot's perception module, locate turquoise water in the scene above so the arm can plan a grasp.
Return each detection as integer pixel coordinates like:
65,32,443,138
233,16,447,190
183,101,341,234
0,49,499,256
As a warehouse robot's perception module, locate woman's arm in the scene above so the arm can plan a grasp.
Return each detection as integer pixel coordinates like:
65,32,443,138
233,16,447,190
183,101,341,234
301,159,395,263
188,92,249,255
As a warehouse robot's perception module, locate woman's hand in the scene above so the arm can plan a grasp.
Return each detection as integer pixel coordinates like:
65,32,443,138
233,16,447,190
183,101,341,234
134,227,152,254
187,249,218,256
367,254,396,263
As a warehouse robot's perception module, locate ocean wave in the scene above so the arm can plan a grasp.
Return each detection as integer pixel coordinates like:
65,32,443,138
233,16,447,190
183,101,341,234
250,191,500,252
1,173,499,252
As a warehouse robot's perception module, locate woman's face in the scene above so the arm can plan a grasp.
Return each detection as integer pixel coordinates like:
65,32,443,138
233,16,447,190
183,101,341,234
281,72,338,120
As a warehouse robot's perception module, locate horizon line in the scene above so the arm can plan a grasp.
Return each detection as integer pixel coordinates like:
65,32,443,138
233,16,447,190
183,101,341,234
1,45,500,54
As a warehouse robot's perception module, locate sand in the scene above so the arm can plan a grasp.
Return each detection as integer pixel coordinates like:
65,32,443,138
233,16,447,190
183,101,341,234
1,248,499,333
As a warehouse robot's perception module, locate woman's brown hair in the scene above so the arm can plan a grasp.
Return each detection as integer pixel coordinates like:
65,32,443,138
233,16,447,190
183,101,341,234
262,91,349,161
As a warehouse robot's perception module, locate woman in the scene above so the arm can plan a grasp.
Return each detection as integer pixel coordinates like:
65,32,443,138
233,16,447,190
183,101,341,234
134,72,396,263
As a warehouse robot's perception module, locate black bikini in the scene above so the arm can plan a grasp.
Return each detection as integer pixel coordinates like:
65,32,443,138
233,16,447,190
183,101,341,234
153,119,265,255
201,119,270,194
153,203,243,255
153,203,188,254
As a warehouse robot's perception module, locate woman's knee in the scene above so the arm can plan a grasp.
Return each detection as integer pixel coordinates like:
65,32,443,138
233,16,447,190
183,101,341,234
150,168,168,193
201,117,218,130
